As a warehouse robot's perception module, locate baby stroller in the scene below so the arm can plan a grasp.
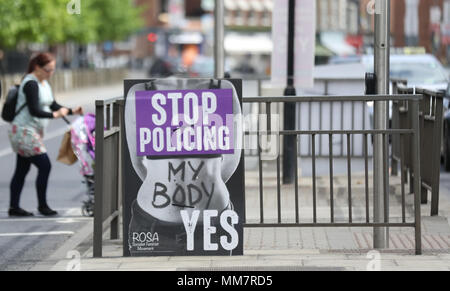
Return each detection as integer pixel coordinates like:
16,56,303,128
70,114,96,217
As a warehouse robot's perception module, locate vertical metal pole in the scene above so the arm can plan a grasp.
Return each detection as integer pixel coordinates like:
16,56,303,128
110,102,120,240
214,0,225,79
94,101,104,258
373,0,390,249
282,0,297,184
431,94,444,216
411,99,422,255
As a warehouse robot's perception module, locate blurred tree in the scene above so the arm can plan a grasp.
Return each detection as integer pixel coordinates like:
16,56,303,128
42,0,97,44
0,0,45,48
90,0,144,42
0,0,143,48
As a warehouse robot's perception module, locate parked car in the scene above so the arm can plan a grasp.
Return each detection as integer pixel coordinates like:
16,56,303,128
362,54,449,92
362,54,449,128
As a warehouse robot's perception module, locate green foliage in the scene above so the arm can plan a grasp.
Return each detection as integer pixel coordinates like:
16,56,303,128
0,0,144,48
0,0,45,47
90,0,144,42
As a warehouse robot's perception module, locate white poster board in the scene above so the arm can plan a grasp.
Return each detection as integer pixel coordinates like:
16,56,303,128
271,0,316,89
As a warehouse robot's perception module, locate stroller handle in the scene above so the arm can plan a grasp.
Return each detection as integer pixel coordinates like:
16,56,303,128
62,116,71,125
62,114,85,125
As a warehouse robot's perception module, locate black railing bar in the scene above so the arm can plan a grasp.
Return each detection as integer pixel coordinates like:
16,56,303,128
294,135,299,223
242,94,422,103
400,133,406,223
240,77,365,82
258,131,264,224
312,134,317,223
383,133,388,225
277,134,281,224
415,88,445,98
245,129,415,135
351,102,355,156
420,182,432,192
106,104,111,131
244,223,416,228
319,102,323,156
383,133,390,248
329,134,334,223
347,133,352,223
410,99,422,255
104,127,121,138
364,133,370,223
340,101,344,156
308,103,312,154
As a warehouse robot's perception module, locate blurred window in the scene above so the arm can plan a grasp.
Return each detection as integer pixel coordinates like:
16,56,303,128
248,11,257,26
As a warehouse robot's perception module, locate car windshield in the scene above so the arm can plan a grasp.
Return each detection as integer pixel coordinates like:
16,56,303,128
389,62,448,85
362,56,449,86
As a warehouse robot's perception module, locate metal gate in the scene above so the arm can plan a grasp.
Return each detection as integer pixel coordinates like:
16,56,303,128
242,93,423,255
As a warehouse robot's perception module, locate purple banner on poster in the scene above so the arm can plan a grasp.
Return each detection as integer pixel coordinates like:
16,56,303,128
135,89,234,156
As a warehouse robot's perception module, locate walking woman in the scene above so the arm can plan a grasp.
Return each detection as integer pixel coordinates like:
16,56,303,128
8,53,83,217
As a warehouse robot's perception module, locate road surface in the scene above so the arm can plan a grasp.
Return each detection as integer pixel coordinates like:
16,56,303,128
0,79,126,270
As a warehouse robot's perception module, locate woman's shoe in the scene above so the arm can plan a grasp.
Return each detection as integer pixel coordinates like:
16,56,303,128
8,208,34,217
38,207,58,216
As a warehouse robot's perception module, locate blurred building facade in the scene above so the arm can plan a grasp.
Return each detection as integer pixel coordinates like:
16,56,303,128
132,0,450,71
316,0,362,55
360,0,449,64
224,0,273,27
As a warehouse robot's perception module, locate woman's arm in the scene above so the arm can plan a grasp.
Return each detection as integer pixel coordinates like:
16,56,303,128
23,81,54,118
50,101,73,115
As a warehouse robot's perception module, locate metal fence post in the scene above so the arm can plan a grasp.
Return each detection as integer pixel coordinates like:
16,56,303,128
428,92,444,216
110,102,121,240
411,99,422,255
94,101,104,258
391,85,399,176
373,0,390,249
282,0,297,184
431,92,444,216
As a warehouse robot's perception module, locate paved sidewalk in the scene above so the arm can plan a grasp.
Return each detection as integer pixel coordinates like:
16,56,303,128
48,215,450,271
46,161,450,271
52,247,450,271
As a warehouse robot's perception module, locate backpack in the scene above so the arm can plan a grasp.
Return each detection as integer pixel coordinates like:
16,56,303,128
1,85,26,122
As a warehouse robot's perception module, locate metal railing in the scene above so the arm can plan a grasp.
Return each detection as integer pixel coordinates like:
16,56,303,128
0,68,126,98
93,97,123,258
390,79,408,177
92,90,424,255
242,94,423,255
391,84,444,216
